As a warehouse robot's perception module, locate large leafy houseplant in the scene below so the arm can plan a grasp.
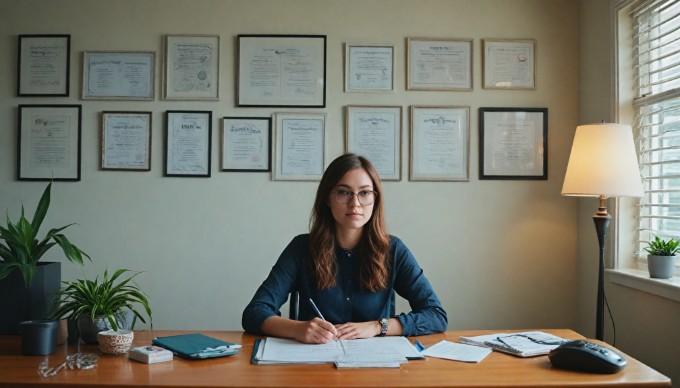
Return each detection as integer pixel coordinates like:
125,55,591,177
0,182,90,287
50,268,153,335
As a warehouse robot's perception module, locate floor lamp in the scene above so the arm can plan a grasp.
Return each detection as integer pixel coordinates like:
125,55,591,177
561,123,644,341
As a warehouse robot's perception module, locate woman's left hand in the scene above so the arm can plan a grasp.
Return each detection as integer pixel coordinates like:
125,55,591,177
334,321,380,339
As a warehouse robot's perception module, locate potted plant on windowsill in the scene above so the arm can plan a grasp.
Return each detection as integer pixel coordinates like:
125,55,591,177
0,182,90,334
643,235,679,279
49,268,152,350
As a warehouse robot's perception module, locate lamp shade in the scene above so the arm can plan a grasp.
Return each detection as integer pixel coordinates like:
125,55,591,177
561,123,644,197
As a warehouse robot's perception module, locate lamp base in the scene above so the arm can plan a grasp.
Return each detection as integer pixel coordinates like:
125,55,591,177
593,212,611,341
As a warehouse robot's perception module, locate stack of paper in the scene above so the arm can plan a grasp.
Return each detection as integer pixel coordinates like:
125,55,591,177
252,336,423,368
459,331,566,357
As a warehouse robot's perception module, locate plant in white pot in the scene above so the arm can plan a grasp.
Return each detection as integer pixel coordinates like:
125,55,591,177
49,268,152,352
0,182,90,334
643,236,679,279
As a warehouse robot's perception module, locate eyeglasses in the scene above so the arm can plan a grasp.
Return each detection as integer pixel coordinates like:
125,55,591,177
333,189,377,206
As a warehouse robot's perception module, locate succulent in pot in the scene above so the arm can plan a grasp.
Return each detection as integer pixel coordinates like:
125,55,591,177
643,235,679,279
50,268,152,344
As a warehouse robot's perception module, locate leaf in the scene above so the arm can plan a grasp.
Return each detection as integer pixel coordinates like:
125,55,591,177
31,182,51,234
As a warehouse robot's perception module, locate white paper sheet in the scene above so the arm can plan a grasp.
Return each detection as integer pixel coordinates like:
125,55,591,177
421,340,493,363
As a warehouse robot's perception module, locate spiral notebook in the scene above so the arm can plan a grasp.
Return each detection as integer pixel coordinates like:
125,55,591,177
458,331,566,357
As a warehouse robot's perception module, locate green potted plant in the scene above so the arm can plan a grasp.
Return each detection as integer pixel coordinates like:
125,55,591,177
643,235,679,279
50,268,152,345
0,182,90,334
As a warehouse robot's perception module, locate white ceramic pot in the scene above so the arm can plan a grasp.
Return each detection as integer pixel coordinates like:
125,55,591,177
647,255,676,279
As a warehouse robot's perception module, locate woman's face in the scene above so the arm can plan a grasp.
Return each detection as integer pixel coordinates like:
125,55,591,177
328,167,375,234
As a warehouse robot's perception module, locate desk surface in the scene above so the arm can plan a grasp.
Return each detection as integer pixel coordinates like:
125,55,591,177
0,329,671,387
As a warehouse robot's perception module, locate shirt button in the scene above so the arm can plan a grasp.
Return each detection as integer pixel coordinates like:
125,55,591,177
346,297,350,301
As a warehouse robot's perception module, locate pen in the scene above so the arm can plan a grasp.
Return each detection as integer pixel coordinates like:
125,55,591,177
308,298,347,356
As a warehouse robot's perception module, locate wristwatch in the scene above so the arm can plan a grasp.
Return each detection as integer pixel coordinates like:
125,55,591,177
378,318,389,337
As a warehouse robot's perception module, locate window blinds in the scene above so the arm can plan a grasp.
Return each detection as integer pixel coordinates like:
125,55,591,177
633,0,680,257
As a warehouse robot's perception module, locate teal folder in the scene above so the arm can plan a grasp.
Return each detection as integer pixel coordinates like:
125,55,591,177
152,333,241,359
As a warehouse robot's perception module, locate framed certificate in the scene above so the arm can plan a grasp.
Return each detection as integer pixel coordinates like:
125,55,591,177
479,107,547,180
82,51,155,100
273,112,326,181
344,43,395,93
101,111,152,171
345,105,402,181
482,39,536,90
17,34,70,97
17,104,82,181
237,35,326,107
164,110,212,177
407,38,472,91
221,117,271,172
164,35,219,100
410,106,470,181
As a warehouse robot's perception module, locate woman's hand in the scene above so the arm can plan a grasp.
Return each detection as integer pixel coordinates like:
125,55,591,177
294,317,338,344
335,321,380,339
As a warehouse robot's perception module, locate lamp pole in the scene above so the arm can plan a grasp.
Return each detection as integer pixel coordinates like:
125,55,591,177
593,194,611,341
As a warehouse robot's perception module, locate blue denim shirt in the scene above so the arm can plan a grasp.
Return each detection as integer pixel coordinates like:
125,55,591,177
242,234,447,337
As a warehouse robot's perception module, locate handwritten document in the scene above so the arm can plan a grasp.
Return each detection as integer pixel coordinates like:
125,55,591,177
257,336,421,366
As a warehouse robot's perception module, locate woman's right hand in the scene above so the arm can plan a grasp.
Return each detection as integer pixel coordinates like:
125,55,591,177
295,317,338,344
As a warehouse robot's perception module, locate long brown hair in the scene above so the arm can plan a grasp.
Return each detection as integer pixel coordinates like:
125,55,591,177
309,153,390,292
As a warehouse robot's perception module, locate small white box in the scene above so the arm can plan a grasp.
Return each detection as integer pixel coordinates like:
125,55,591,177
128,345,174,364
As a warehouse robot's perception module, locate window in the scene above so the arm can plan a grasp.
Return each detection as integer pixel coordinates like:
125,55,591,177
633,0,680,276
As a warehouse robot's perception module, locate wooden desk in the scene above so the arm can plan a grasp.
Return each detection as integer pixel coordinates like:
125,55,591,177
0,329,670,387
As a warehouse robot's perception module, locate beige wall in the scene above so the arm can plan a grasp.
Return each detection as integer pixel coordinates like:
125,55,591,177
0,0,580,336
579,0,679,384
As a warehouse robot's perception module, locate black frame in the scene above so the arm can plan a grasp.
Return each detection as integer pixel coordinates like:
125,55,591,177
17,104,82,181
479,107,548,180
164,110,213,178
17,34,71,97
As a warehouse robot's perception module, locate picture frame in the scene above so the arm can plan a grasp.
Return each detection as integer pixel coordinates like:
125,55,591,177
482,39,536,90
101,111,152,171
17,34,70,97
17,104,82,181
344,43,395,93
410,105,470,182
273,112,326,181
479,107,547,180
82,51,155,100
345,105,402,181
221,117,271,172
237,35,326,107
407,37,472,91
164,110,212,177
164,35,219,100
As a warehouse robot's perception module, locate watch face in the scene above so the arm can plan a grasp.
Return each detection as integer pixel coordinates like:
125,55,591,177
380,318,388,335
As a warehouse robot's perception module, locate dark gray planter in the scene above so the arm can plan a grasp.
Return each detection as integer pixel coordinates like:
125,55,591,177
0,262,61,334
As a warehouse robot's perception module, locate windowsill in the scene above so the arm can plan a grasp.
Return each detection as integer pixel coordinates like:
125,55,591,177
607,268,680,303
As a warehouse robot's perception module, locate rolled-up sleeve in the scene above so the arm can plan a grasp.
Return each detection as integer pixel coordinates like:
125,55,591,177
241,236,303,334
391,237,448,336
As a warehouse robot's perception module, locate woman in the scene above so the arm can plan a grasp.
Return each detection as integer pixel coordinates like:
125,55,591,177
242,153,447,344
